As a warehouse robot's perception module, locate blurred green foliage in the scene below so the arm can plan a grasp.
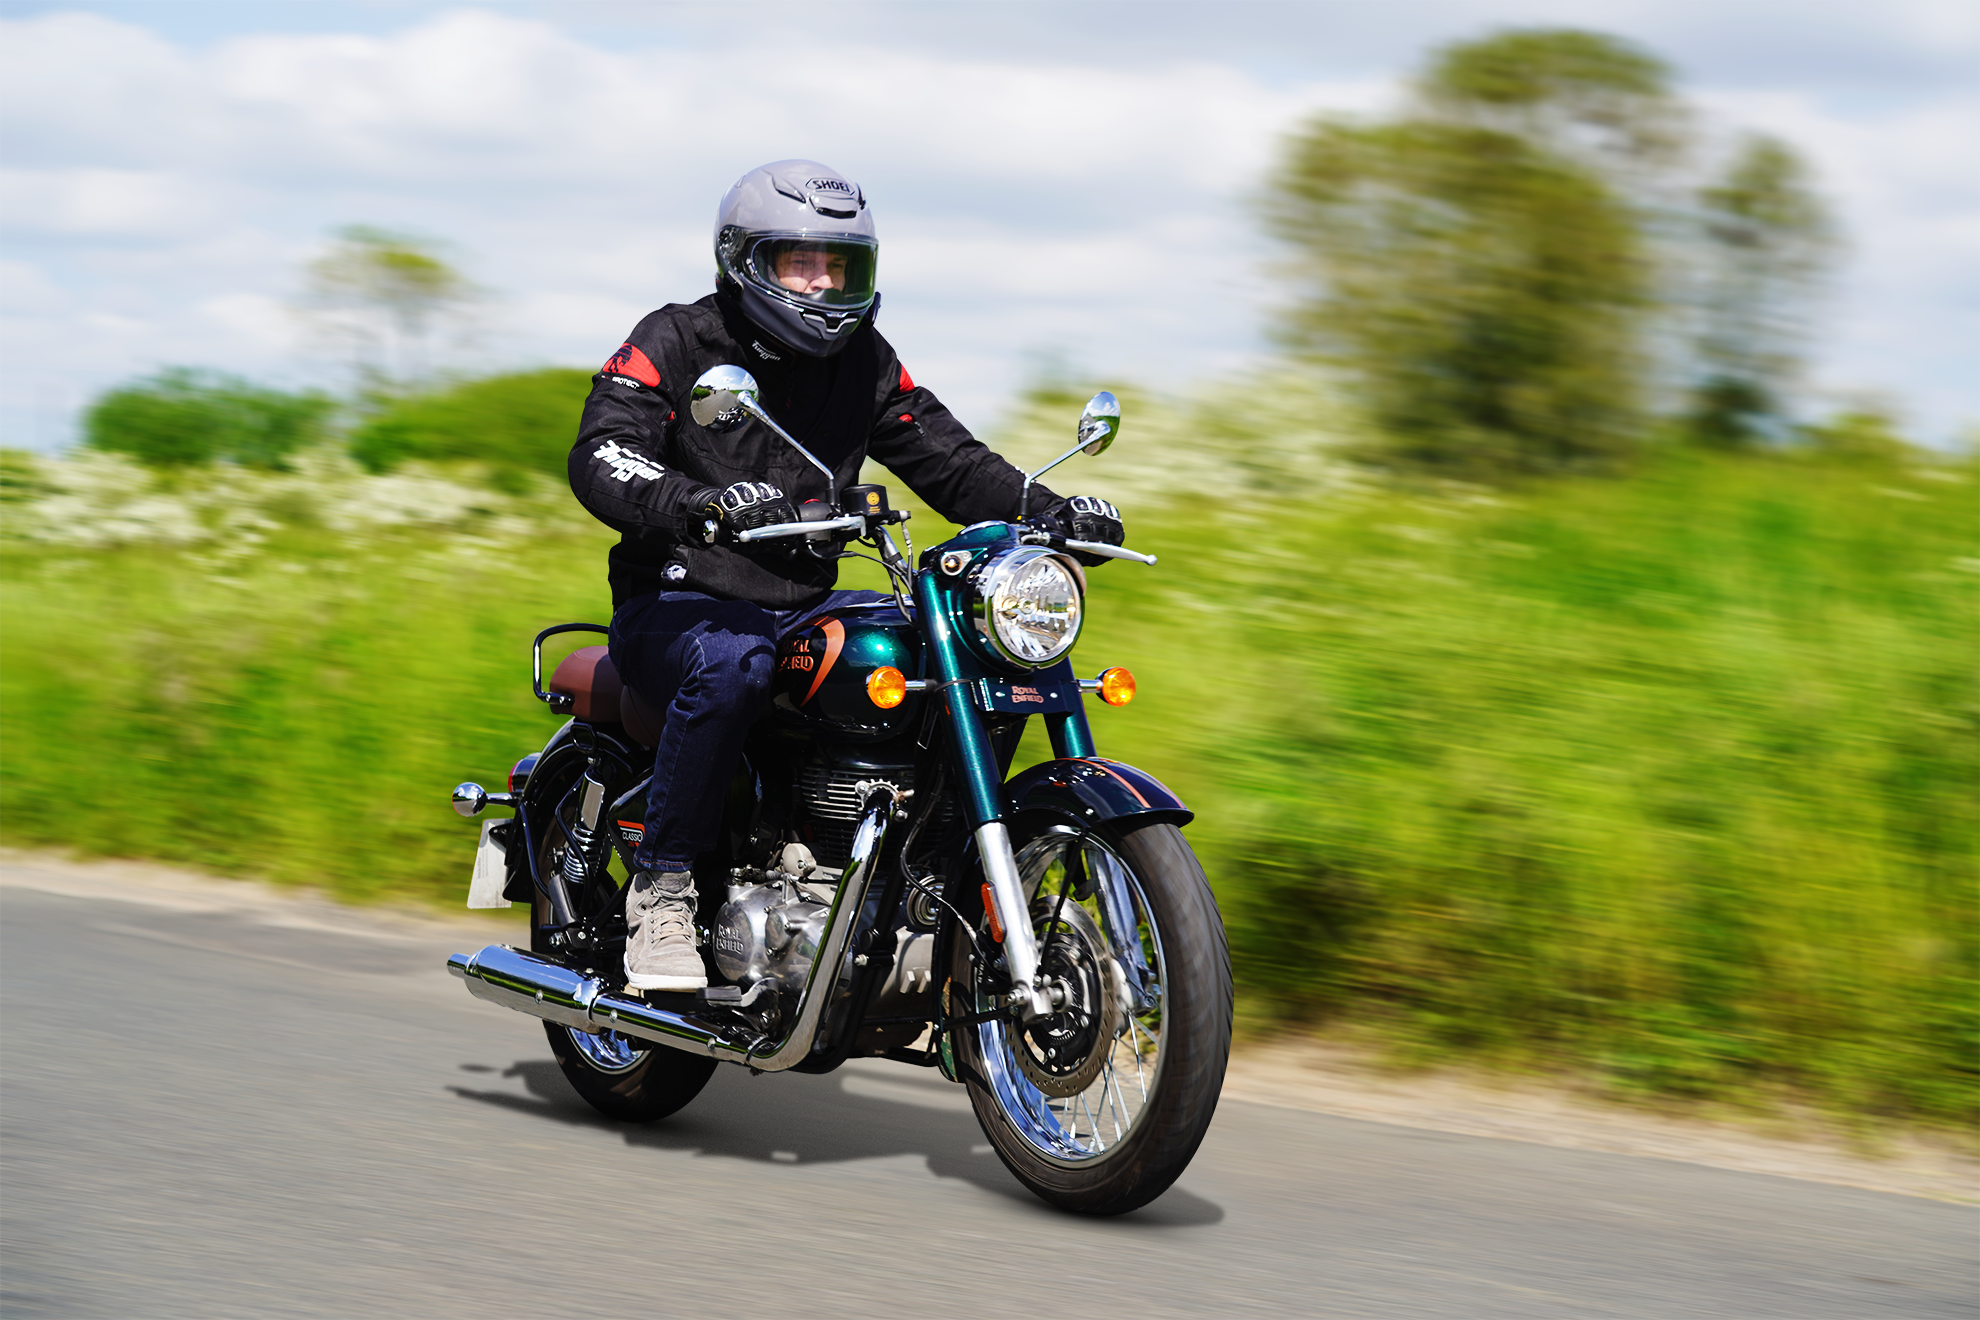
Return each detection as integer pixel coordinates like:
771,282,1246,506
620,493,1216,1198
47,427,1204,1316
1084,449,1977,1126
347,368,594,491
306,225,477,387
1689,134,1838,448
3,402,1972,1129
82,369,334,470
1264,28,1837,477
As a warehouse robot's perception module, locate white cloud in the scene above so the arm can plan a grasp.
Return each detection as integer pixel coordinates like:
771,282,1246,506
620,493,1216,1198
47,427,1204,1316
0,8,1352,445
0,260,68,315
0,5,1974,453
0,167,225,237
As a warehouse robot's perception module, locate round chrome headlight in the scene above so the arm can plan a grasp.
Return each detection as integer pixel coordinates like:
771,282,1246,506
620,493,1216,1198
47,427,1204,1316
971,547,1083,668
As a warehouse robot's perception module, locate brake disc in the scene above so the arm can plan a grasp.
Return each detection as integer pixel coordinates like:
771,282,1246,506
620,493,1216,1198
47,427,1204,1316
1012,899,1124,1098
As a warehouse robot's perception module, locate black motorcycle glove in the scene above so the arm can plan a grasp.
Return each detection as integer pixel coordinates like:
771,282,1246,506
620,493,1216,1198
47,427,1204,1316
685,481,797,543
1032,495,1124,566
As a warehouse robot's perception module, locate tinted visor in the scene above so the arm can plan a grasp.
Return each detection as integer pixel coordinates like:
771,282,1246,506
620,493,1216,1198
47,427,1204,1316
746,237,877,308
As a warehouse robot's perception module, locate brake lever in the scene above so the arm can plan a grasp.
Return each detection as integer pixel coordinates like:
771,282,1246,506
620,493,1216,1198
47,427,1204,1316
1018,528,1157,565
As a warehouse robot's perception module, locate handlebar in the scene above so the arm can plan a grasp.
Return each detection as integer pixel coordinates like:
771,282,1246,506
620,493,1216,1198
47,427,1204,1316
733,515,1154,566
735,515,867,542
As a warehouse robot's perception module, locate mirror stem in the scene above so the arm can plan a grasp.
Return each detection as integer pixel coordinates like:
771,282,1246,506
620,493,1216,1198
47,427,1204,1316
1018,440,1093,518
739,396,838,507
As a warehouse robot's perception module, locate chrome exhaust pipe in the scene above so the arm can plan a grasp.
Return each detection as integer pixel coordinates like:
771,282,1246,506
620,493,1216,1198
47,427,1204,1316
447,945,733,1060
447,783,899,1072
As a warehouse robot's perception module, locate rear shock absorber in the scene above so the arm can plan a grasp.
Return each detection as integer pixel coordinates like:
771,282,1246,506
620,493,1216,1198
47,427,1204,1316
562,771,610,891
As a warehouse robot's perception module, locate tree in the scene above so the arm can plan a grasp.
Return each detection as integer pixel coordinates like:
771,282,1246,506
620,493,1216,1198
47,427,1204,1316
1263,29,1684,477
304,226,474,388
83,369,333,470
1687,134,1836,448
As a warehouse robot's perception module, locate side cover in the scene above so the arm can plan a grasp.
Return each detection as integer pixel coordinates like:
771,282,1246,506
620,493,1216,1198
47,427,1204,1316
1004,757,1192,830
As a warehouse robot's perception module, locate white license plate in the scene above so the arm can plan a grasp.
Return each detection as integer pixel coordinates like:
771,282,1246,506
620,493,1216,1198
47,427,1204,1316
467,820,512,909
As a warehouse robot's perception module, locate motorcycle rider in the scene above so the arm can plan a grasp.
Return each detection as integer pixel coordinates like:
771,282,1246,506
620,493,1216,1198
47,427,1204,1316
569,159,1125,992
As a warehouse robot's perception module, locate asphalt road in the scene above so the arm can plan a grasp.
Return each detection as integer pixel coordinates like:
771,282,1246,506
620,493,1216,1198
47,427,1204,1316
3,875,1974,1319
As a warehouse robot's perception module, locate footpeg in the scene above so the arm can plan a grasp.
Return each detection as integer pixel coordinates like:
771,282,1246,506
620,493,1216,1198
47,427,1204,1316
696,982,775,1009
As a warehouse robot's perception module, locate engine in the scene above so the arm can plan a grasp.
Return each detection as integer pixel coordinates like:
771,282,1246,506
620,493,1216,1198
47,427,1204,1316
712,844,832,992
795,759,913,870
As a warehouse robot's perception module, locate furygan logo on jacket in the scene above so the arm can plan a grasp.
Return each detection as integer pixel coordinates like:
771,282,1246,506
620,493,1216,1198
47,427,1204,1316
593,440,664,483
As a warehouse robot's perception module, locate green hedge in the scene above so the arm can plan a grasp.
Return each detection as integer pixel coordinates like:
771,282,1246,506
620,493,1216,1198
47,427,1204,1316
2,438,1972,1127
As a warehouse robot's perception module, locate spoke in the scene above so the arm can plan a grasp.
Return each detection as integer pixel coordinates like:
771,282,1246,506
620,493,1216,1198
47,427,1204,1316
1127,1019,1152,1102
1103,1065,1127,1142
1077,1090,1104,1151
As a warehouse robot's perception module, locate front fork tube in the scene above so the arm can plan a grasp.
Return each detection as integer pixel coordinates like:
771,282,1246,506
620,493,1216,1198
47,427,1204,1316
1045,706,1095,759
915,571,1056,1020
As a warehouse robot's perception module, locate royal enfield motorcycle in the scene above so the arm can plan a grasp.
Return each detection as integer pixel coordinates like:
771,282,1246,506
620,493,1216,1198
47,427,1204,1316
445,367,1231,1215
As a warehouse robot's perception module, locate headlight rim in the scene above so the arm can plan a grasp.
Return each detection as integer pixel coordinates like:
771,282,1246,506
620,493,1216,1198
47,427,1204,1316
968,546,1085,671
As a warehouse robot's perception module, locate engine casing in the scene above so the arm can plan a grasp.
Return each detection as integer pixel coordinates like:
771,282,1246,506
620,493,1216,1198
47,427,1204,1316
713,882,829,991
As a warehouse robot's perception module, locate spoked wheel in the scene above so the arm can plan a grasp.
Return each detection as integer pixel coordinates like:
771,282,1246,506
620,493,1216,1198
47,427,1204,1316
529,767,716,1123
949,821,1232,1215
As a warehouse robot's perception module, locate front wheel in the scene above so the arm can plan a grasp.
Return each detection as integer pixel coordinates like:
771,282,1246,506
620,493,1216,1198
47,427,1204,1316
948,822,1232,1215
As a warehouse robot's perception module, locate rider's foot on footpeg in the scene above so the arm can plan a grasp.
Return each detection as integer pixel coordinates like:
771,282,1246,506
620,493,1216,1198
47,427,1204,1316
625,869,708,991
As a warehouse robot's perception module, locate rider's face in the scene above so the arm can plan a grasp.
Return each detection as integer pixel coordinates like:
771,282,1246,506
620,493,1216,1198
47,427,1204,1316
774,246,846,296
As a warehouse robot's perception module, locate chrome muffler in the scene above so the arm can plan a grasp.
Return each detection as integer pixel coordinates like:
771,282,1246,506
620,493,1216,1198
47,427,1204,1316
447,782,898,1072
448,945,733,1060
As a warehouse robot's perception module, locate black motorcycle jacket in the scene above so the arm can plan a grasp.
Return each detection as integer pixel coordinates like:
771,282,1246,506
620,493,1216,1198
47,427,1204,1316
571,290,1059,611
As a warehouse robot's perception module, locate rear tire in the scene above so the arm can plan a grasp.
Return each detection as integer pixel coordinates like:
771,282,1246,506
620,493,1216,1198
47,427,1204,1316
529,760,717,1123
540,1018,716,1124
949,822,1232,1215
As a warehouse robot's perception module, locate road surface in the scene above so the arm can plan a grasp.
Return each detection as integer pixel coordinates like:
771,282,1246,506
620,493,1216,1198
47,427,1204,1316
3,867,1973,1318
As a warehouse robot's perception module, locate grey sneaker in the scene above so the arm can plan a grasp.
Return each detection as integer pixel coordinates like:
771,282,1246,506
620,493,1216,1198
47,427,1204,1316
625,870,707,991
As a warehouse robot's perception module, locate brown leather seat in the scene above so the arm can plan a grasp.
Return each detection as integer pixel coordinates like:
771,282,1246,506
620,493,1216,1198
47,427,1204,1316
619,682,665,749
548,645,664,748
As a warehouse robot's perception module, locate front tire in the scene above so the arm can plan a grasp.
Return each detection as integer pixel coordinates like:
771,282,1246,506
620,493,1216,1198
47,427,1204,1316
949,822,1232,1215
529,761,717,1123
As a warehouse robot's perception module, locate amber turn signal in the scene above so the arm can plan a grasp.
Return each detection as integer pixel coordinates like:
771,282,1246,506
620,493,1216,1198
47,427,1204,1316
1098,666,1136,706
867,665,908,709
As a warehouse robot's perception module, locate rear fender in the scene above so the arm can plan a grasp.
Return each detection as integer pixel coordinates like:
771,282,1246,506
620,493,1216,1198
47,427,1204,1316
1003,756,1192,832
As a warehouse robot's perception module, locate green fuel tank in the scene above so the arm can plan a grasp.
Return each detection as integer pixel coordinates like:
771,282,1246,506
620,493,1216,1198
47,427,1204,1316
770,603,923,742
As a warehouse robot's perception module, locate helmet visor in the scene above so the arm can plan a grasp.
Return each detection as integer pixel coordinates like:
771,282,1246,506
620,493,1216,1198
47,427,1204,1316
745,236,876,308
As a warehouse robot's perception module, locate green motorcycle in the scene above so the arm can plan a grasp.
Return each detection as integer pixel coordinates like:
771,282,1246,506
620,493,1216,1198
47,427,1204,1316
446,370,1231,1216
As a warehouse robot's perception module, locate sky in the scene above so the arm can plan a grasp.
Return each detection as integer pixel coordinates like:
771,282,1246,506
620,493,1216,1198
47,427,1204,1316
2,0,1975,451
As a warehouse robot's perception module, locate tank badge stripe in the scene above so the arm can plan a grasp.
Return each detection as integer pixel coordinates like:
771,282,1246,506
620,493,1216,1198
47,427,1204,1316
802,617,845,705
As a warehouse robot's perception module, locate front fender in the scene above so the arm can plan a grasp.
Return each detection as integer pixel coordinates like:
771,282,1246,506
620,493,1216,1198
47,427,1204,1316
1003,756,1192,831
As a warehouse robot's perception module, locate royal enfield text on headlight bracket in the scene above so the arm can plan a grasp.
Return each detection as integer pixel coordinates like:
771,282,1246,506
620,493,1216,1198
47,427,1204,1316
970,547,1084,668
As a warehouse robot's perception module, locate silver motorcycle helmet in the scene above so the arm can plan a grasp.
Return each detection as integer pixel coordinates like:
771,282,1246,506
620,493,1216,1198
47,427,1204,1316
714,159,878,358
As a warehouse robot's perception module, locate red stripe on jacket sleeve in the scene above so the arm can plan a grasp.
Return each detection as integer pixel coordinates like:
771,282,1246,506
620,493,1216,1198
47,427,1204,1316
603,342,662,388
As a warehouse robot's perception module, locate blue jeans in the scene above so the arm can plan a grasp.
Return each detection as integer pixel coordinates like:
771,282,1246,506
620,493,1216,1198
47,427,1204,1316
607,588,888,871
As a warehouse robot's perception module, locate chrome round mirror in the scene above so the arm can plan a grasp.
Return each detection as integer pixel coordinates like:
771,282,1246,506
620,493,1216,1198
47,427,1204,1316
1077,391,1120,456
690,365,761,431
452,782,489,818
